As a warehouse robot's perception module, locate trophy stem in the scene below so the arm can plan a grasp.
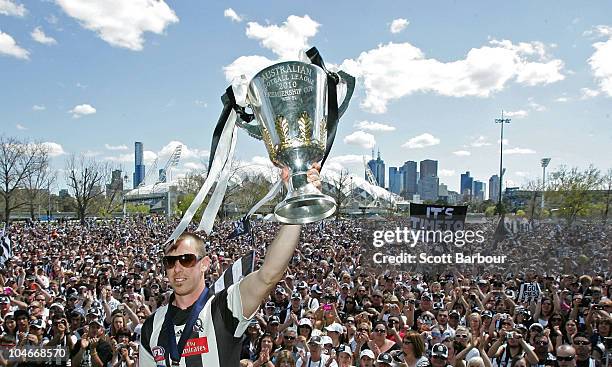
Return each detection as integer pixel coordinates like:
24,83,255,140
274,170,336,224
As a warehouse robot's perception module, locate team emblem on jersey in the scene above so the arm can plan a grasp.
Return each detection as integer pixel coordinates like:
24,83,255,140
152,346,166,363
181,337,209,357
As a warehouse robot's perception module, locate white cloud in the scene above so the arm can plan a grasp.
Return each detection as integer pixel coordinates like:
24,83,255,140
42,142,66,157
223,55,275,82
505,109,528,118
390,18,409,34
439,169,455,177
402,133,440,149
194,100,207,107
158,141,208,161
55,0,178,51
0,31,29,59
470,136,491,147
555,96,569,102
326,154,365,171
32,104,46,111
343,131,376,149
69,104,96,118
16,123,27,130
504,147,536,155
183,162,206,170
224,8,242,22
245,15,319,60
453,150,471,156
580,87,600,99
497,138,510,146
588,32,612,96
104,154,132,163
143,150,157,165
515,171,530,177
353,120,396,132
527,99,546,111
31,27,57,45
340,39,564,113
0,0,26,17
105,144,128,151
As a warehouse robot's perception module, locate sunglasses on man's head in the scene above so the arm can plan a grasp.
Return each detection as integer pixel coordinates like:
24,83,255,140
163,254,203,269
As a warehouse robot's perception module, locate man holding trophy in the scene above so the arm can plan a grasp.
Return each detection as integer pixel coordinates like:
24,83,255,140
139,47,354,366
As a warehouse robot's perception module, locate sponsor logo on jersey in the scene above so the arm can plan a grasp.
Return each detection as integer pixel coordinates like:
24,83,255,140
181,337,209,357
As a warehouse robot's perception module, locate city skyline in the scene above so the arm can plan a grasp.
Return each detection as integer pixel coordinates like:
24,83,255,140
2,1,611,193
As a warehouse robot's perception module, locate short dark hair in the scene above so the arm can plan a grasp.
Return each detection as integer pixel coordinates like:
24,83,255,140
165,232,206,257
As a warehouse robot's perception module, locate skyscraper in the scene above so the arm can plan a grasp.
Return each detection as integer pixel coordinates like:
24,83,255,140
418,176,440,201
399,161,417,198
366,150,385,188
388,167,402,194
133,142,145,188
460,171,473,199
489,175,500,203
420,159,438,178
473,181,485,201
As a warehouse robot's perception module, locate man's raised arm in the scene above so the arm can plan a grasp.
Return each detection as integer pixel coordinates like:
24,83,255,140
239,224,302,317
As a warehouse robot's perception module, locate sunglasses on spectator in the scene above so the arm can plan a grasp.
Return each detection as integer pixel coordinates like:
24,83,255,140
284,335,295,340
551,318,562,322
402,340,413,345
373,328,386,333
456,334,468,338
358,328,369,332
557,356,575,362
535,341,548,346
573,340,590,345
163,254,203,269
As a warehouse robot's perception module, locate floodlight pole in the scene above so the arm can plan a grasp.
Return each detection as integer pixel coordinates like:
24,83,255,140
495,110,511,214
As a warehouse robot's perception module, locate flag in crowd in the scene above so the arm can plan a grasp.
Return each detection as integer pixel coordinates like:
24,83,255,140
0,235,13,267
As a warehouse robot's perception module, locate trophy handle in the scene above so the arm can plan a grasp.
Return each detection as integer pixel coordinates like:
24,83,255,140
336,71,356,118
236,119,263,141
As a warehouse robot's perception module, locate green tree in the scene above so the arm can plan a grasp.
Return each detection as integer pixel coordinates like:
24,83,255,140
546,165,601,225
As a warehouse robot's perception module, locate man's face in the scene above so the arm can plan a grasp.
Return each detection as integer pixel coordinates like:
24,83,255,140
572,337,591,360
556,347,577,367
431,355,447,367
437,311,448,326
534,337,549,353
360,356,374,367
308,343,321,359
283,331,296,347
165,239,209,297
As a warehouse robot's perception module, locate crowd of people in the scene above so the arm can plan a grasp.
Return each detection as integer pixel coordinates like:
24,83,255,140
0,215,609,367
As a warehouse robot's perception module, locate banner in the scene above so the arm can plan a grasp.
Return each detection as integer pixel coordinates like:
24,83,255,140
409,203,468,231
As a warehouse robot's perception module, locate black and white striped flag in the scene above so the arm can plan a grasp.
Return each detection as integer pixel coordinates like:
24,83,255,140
212,250,256,295
0,235,12,267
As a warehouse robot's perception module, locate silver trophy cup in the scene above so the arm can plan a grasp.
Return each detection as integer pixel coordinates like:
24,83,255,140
237,61,355,224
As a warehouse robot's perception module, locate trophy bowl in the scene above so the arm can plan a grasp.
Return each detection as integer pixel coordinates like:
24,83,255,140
239,60,354,224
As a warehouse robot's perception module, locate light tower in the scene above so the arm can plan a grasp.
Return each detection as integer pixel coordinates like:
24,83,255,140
495,110,511,214
541,158,551,210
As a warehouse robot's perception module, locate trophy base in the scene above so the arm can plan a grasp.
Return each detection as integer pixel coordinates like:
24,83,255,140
274,192,336,224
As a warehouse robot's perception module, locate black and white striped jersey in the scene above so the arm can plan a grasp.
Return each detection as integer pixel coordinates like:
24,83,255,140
138,281,252,367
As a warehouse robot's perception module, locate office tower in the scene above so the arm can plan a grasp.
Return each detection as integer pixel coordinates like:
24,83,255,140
388,167,402,194
489,175,500,203
420,159,438,178
133,142,145,188
366,150,385,188
460,171,473,199
399,161,417,198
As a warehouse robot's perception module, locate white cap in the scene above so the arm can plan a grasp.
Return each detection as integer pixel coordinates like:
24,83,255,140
325,322,343,334
298,318,313,328
320,335,333,346
360,350,375,359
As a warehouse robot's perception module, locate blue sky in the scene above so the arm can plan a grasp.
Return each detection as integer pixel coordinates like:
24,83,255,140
1,0,611,193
